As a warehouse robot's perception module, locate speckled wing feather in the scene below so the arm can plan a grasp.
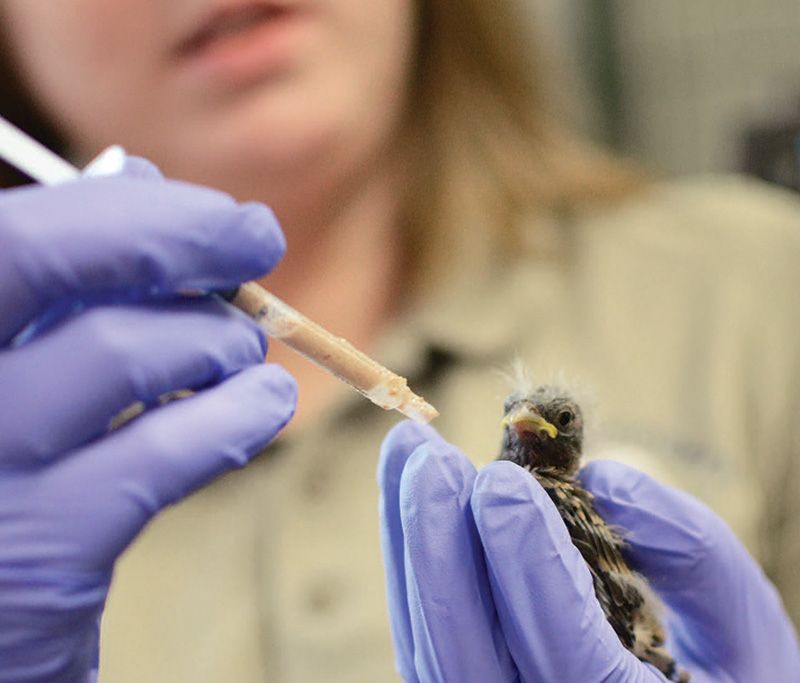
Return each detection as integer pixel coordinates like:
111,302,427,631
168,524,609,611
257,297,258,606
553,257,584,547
536,468,642,648
533,468,688,682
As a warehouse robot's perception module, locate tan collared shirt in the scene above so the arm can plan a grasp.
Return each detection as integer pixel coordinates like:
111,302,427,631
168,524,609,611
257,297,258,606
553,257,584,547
99,175,800,682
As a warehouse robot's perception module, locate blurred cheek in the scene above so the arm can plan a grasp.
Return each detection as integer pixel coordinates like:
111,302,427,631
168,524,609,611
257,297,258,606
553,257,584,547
2,1,164,155
340,0,415,109
314,0,416,153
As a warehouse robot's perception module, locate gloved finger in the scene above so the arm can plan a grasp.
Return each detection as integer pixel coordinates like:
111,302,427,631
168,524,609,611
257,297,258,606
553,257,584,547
379,420,445,682
580,460,800,676
472,461,661,683
0,177,284,344
0,297,266,465
14,363,296,571
399,443,517,682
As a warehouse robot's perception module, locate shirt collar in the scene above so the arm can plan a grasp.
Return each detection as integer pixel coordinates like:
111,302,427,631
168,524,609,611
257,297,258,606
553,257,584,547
378,212,568,373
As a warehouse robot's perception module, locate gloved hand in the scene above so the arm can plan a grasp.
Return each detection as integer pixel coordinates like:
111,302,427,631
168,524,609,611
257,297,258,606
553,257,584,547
379,421,800,682
0,158,297,683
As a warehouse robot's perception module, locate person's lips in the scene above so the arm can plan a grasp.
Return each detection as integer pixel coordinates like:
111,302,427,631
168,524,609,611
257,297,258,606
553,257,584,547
174,2,309,83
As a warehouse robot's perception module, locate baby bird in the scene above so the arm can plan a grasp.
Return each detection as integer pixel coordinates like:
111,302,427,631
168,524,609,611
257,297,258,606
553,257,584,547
497,384,689,682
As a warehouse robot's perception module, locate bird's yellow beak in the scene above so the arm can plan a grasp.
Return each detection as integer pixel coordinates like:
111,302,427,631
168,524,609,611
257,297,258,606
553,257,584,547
501,405,558,439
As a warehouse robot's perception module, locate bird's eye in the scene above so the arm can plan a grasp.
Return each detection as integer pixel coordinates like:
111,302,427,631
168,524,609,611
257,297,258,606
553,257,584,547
557,410,573,428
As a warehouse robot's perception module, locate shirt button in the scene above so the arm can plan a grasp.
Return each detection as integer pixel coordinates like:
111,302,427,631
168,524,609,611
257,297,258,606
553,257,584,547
303,469,329,498
305,577,342,614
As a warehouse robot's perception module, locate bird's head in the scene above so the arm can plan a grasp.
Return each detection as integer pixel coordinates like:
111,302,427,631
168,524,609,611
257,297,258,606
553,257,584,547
499,385,584,475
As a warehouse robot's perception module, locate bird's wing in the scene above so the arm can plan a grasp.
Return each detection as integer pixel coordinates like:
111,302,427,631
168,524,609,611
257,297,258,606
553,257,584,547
538,473,644,647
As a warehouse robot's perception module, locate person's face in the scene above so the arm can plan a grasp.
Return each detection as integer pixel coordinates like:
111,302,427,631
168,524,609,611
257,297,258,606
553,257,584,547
1,0,416,207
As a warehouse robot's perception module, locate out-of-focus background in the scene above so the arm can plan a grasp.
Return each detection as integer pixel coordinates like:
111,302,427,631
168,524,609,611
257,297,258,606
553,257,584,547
537,0,800,192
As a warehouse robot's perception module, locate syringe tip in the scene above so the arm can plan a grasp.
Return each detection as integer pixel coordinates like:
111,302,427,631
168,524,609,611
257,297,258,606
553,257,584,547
398,394,439,424
232,282,440,423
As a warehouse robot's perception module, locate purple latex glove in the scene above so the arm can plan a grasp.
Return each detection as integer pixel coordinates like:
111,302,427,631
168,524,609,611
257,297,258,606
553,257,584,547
379,421,800,682
0,158,297,683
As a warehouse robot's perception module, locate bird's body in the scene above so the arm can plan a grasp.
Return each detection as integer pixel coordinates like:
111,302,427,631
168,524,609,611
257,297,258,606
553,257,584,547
498,384,689,682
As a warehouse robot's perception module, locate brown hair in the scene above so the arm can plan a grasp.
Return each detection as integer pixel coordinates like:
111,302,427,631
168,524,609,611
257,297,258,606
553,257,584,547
402,0,645,290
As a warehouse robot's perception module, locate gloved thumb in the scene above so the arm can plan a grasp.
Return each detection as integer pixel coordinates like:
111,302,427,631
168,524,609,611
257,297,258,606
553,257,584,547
119,155,165,180
82,146,164,181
